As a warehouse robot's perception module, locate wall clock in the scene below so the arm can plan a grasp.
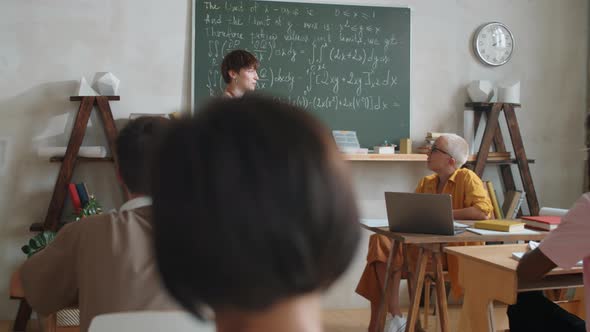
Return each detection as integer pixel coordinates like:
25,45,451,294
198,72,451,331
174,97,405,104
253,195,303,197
473,22,514,66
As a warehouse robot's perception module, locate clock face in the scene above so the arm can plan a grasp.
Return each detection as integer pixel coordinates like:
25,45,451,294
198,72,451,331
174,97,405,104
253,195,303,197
474,22,514,66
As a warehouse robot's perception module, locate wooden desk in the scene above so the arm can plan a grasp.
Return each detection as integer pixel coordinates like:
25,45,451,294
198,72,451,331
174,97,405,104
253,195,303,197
445,244,584,332
360,223,548,332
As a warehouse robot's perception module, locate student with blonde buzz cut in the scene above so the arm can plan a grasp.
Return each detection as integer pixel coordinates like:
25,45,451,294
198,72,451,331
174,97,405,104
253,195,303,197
356,133,492,332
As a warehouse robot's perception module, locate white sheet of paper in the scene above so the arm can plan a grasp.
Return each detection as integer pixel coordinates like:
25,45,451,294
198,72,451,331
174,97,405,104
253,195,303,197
512,252,525,260
466,228,540,235
360,219,388,228
453,221,469,228
512,251,582,266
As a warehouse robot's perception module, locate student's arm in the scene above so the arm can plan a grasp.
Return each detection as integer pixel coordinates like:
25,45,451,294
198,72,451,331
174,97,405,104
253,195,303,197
519,194,590,282
20,223,80,314
516,248,557,283
458,172,493,220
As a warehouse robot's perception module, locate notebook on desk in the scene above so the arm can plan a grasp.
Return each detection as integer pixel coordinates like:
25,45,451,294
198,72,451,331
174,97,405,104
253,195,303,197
384,192,467,235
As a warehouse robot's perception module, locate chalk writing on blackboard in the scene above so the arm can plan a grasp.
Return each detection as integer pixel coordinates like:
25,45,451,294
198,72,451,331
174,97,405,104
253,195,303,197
195,0,410,147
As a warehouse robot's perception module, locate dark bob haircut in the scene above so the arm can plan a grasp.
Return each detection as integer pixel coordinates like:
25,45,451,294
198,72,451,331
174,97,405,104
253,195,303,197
220,49,259,84
152,94,360,317
116,116,169,194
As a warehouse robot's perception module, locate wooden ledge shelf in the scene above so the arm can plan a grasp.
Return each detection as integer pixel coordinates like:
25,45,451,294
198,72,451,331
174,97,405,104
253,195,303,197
466,159,535,165
343,153,535,164
29,222,44,232
344,153,427,161
466,102,521,108
49,157,114,163
70,96,120,101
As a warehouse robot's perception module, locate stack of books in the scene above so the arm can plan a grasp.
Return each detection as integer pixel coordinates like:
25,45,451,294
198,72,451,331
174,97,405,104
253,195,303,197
485,183,526,220
485,181,503,219
521,216,561,231
68,182,90,213
416,132,454,154
474,219,526,232
502,190,526,219
467,152,511,161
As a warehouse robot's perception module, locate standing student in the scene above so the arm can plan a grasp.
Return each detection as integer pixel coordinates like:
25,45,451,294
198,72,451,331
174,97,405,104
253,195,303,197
509,112,590,332
220,49,259,98
151,95,360,332
356,134,492,332
18,117,178,332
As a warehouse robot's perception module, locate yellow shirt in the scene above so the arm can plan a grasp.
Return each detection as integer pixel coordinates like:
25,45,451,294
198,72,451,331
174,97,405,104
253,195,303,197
415,168,492,217
355,168,493,303
415,168,492,298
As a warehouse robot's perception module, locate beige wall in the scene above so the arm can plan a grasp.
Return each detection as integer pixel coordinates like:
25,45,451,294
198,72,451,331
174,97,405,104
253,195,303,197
0,0,587,318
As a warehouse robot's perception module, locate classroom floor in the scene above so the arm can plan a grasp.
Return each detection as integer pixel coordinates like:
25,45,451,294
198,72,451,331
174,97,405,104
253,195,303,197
0,305,510,332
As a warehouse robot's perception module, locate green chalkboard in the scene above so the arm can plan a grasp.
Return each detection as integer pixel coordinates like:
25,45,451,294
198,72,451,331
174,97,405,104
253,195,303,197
193,0,410,148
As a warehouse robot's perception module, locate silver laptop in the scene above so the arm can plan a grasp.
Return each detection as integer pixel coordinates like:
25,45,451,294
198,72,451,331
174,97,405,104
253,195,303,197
385,192,466,235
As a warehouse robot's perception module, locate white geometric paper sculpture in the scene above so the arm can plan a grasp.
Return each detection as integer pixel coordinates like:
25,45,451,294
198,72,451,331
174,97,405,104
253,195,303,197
467,80,494,102
78,77,99,96
95,72,120,96
497,81,521,104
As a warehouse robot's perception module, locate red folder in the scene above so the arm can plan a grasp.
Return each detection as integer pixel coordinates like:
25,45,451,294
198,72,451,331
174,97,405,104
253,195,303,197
521,216,561,231
68,183,82,212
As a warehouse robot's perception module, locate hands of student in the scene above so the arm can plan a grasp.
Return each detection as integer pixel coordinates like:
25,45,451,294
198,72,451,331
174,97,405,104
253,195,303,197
516,246,556,283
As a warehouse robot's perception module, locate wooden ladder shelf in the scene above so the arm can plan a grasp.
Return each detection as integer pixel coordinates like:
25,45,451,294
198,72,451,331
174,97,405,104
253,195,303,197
465,102,540,216
13,96,125,332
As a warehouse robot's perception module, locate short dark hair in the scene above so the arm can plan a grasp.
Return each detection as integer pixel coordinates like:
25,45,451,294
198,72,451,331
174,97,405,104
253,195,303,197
220,49,259,84
116,116,170,194
152,95,360,317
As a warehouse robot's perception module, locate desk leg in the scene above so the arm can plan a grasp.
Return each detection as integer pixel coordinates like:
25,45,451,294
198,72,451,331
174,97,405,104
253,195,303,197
459,291,495,332
376,240,401,332
13,299,31,332
403,244,418,310
456,258,515,332
405,247,427,332
433,251,450,332
576,287,586,320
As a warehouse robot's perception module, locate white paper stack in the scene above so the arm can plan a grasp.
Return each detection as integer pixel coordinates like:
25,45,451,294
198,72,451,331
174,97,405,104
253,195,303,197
539,207,568,217
37,146,107,158
333,130,369,154
373,146,395,154
360,219,388,228
466,228,539,236
463,110,476,155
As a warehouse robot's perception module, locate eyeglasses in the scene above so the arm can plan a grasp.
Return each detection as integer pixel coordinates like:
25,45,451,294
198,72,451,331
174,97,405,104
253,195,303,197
429,145,453,158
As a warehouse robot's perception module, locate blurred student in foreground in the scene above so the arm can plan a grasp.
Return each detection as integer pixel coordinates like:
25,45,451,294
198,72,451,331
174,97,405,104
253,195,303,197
221,49,259,98
151,95,361,332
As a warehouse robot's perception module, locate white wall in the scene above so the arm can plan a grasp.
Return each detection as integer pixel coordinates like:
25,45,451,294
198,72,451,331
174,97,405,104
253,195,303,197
0,0,587,318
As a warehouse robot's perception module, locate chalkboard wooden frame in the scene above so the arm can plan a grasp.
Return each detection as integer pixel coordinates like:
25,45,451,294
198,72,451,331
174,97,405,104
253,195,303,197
191,0,411,148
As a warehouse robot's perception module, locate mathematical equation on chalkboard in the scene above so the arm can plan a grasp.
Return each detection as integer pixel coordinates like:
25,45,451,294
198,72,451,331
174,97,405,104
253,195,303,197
197,1,408,113
194,0,410,147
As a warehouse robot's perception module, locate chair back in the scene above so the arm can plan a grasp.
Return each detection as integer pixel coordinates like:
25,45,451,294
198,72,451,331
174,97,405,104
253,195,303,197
88,311,215,332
